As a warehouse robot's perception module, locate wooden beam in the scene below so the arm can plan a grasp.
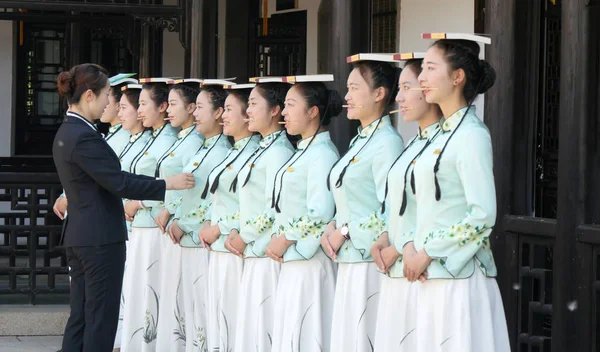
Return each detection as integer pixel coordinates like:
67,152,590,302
554,0,592,350
1,1,183,15
0,12,129,22
483,1,517,349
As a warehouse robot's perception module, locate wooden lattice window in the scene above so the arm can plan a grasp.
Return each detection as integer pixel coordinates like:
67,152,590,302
371,0,397,53
14,23,67,156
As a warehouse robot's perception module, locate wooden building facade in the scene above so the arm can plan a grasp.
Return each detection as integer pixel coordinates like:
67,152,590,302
486,0,600,351
0,0,599,351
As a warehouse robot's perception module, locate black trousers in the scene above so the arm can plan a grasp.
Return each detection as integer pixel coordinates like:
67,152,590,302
61,242,126,352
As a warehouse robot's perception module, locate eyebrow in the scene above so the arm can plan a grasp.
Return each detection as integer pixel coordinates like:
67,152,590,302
424,61,439,65
400,81,414,85
285,98,297,103
347,82,360,87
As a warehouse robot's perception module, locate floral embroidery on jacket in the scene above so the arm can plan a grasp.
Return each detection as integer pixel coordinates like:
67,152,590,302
358,212,387,242
246,213,275,235
282,216,327,239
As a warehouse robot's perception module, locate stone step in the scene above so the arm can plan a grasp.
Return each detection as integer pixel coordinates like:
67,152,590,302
0,305,68,336
0,336,63,352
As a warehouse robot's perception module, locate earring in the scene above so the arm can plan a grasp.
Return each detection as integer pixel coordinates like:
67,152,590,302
453,81,458,86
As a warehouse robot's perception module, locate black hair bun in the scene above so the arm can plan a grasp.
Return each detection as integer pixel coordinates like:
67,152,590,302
459,39,481,58
325,89,343,124
478,60,496,94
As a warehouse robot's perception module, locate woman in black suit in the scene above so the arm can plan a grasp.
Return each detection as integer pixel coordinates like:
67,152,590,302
53,63,194,352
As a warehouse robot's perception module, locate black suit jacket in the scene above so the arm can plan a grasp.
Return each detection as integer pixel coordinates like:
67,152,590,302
53,114,166,247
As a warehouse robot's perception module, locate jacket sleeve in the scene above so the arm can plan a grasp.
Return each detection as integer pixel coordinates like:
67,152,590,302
178,203,211,234
71,133,166,201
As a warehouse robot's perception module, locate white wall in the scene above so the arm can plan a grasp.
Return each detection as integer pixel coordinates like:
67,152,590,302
0,21,13,157
162,0,185,78
0,21,13,230
162,30,185,78
262,0,321,74
396,0,482,142
398,0,474,53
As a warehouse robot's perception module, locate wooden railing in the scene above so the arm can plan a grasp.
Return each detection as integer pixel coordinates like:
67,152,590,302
0,171,67,304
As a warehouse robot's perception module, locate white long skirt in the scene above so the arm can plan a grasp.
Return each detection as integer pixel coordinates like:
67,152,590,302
271,250,336,352
155,235,186,351
414,268,510,352
330,262,380,352
234,257,281,352
120,227,164,352
181,247,210,352
373,275,419,351
206,251,244,352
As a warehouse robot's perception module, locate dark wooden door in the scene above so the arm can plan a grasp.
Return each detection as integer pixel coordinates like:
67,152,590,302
249,11,307,78
486,0,600,351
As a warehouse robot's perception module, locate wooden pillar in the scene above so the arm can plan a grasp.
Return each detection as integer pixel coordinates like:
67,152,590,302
575,5,600,351
138,25,151,77
318,0,371,153
189,0,202,77
204,0,219,78
223,0,252,82
483,1,517,349
189,0,218,78
68,22,83,68
587,4,600,222
554,0,593,350
139,25,163,77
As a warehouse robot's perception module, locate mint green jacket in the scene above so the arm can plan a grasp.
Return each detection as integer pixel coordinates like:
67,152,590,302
142,126,204,214
413,107,498,279
329,116,403,263
105,123,131,156
238,130,295,258
175,134,231,247
120,130,153,232
383,122,440,278
208,135,261,253
129,123,178,228
273,132,339,262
